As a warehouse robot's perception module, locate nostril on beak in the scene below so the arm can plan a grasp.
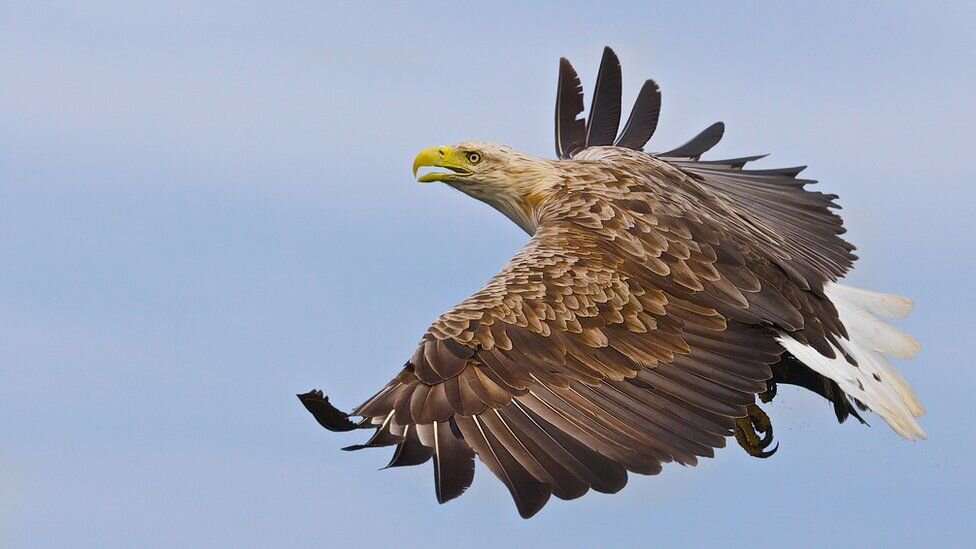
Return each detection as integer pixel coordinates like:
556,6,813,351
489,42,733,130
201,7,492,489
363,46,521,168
437,147,446,156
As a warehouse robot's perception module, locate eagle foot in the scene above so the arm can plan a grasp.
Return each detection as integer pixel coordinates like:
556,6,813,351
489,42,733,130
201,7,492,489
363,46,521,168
758,380,777,403
734,403,778,458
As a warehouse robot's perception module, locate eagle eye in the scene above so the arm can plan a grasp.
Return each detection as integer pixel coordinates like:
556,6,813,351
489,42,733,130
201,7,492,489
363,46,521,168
466,152,482,164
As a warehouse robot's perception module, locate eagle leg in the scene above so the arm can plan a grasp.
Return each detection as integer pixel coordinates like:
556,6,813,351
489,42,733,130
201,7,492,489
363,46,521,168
298,389,364,432
734,403,778,458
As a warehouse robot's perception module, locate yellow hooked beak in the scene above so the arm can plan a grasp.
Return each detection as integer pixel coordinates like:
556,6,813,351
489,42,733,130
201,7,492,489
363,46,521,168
412,146,472,183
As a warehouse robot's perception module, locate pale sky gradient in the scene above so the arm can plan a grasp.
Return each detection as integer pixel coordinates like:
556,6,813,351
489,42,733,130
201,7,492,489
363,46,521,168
2,2,975,547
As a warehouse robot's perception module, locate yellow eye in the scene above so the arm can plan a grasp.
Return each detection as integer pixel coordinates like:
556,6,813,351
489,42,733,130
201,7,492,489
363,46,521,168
466,152,482,164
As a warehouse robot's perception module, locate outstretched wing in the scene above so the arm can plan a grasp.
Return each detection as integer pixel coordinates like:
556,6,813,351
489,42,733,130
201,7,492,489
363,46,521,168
336,170,834,517
555,46,858,355
555,48,838,229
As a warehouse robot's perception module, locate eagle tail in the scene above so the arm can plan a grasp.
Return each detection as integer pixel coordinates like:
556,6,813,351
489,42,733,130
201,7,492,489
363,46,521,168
776,282,925,440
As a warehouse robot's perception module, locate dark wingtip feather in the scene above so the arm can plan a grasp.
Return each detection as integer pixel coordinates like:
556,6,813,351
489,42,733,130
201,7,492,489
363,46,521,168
584,46,623,148
695,154,769,169
515,483,553,519
555,57,586,159
454,415,553,519
659,121,725,159
341,444,369,451
615,78,662,150
384,427,434,468
298,389,360,432
342,419,402,451
433,420,476,504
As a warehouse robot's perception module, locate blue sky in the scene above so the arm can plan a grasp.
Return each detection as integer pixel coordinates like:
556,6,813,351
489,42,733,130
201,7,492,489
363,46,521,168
2,1,974,547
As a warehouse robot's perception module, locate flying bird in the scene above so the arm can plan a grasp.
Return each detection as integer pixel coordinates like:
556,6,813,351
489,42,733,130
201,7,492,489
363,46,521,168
299,47,923,518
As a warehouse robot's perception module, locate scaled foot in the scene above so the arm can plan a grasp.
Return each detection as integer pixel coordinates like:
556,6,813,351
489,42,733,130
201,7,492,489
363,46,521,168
734,403,778,458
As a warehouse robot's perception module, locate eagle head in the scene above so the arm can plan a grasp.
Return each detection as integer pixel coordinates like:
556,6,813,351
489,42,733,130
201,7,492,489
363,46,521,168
412,141,560,234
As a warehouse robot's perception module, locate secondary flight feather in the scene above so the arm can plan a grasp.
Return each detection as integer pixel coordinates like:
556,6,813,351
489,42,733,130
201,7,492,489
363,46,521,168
300,47,923,518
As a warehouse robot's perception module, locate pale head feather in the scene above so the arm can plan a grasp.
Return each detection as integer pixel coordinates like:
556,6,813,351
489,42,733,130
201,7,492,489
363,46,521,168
446,141,562,234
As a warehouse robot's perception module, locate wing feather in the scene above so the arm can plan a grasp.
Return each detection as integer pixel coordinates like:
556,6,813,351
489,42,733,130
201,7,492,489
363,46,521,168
658,122,725,159
385,425,434,468
454,415,552,518
503,401,627,494
433,419,476,503
584,47,623,148
615,79,662,150
555,58,586,159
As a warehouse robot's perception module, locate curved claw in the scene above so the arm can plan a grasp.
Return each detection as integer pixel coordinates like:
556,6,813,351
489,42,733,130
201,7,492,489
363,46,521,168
752,441,779,458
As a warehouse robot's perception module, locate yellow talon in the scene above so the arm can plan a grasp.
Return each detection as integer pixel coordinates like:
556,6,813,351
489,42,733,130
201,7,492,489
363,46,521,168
734,403,778,458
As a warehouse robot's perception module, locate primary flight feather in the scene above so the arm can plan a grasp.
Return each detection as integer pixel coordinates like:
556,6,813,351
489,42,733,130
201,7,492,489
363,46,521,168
300,47,923,518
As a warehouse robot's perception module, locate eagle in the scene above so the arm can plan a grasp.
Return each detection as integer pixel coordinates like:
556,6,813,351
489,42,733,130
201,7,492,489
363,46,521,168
299,47,923,518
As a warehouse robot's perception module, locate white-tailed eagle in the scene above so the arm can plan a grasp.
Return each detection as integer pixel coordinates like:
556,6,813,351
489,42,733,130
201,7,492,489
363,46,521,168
299,47,923,518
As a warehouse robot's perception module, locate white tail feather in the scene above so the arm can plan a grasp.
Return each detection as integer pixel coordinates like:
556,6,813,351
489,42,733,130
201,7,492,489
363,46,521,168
826,283,915,318
776,282,925,440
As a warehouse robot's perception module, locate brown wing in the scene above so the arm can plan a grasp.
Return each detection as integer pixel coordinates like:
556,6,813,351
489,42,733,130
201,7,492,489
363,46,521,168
350,204,786,517
559,46,856,298
572,146,857,353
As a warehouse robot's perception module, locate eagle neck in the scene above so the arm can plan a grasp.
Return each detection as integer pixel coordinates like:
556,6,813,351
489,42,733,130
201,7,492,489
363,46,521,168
493,192,542,235
451,169,559,235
